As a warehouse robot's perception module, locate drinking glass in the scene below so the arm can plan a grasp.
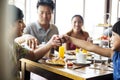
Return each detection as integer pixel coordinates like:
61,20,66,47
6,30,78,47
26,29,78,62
59,46,65,58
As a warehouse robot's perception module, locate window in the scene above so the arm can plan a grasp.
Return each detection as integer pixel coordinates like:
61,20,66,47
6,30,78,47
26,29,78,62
111,0,120,24
10,0,116,39
9,0,27,22
84,0,105,39
118,0,120,19
9,0,38,24
56,0,105,39
56,0,84,35
25,0,38,24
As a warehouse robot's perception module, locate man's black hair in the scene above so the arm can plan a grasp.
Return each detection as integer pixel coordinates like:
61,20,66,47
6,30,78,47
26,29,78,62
37,0,55,11
112,21,120,36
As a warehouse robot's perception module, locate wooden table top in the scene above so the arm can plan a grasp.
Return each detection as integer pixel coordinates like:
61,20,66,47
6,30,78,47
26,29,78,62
20,58,113,80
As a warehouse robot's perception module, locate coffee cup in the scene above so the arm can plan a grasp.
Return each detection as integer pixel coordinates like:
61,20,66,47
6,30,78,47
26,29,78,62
76,52,86,63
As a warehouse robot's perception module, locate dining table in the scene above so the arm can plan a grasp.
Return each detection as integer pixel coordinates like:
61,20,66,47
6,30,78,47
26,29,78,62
20,51,113,80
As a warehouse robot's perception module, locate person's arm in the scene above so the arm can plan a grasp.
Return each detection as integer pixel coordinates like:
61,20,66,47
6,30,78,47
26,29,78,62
15,34,39,50
33,35,62,60
51,24,60,51
15,35,61,61
33,42,53,60
63,35,113,58
14,36,26,44
15,42,36,61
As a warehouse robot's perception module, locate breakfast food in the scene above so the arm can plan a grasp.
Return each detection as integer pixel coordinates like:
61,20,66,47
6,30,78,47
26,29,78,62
46,57,65,66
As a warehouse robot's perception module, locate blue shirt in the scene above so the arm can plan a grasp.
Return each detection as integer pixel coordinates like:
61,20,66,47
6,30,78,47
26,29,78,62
112,51,120,80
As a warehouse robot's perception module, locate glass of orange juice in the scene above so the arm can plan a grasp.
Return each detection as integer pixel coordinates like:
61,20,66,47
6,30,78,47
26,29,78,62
59,46,65,58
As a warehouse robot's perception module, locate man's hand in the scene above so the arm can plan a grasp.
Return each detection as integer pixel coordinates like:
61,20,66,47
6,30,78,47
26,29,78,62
25,35,39,50
59,35,70,43
47,35,62,48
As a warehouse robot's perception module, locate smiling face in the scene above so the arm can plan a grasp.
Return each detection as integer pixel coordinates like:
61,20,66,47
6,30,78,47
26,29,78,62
15,19,26,37
110,32,120,51
71,16,83,33
37,5,52,25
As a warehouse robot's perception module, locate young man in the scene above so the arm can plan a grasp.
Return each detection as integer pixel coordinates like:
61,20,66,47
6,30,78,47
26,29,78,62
23,0,59,43
23,0,59,79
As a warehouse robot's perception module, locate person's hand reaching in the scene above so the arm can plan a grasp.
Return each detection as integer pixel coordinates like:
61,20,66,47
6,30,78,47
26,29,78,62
14,34,39,50
24,34,39,50
26,37,39,50
59,34,70,43
47,35,62,48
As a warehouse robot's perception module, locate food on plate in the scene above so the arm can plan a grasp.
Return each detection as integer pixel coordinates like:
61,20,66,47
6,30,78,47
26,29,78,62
46,57,65,65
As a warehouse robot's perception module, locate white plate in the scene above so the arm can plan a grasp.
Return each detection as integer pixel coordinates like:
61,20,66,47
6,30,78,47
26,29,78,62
73,60,91,65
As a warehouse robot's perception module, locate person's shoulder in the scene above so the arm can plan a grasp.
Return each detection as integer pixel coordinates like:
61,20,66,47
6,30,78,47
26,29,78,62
50,24,58,30
66,30,72,36
50,24,57,28
82,30,89,34
50,24,59,34
84,31,89,34
82,31,89,37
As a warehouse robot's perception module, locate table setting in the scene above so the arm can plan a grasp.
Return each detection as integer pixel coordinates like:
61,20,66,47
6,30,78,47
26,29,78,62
21,45,113,80
38,46,113,74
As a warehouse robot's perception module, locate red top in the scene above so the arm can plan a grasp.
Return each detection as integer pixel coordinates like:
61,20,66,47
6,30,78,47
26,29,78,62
68,43,79,50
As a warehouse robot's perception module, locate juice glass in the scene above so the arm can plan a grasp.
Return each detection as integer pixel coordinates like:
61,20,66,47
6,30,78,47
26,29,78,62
59,46,65,58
